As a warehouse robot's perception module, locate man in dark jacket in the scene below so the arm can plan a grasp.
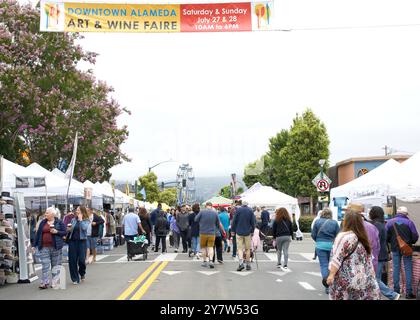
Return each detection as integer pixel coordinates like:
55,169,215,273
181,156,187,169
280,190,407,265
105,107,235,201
386,206,419,299
150,203,162,249
260,206,270,235
154,211,170,253
369,207,400,300
231,200,256,271
177,205,190,253
189,204,201,258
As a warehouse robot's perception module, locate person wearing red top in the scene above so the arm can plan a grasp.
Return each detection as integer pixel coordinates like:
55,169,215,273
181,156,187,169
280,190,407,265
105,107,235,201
33,207,67,289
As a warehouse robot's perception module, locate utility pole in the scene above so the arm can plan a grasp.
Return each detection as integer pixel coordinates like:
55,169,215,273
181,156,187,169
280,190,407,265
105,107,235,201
383,145,389,156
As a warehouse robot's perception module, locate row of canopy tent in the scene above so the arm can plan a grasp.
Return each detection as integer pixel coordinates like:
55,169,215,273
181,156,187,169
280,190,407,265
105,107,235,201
330,151,420,204
202,182,301,220
329,152,420,235
0,157,160,211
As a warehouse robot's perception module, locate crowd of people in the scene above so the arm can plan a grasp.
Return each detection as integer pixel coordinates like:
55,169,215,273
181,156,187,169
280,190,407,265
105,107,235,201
28,200,419,301
312,203,419,300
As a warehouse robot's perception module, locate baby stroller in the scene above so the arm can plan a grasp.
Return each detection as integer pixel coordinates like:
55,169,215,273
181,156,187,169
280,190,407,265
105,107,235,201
259,225,275,253
127,235,149,261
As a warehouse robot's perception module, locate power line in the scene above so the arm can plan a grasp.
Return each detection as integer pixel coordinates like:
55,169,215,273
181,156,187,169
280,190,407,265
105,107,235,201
276,23,420,32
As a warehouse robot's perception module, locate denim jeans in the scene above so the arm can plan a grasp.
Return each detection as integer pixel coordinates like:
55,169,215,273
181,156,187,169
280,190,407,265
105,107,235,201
39,247,62,285
191,236,200,254
316,248,331,280
68,240,87,283
376,261,398,299
392,251,413,295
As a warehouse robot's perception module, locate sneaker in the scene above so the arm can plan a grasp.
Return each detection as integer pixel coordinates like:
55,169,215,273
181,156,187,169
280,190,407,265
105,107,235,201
209,263,215,269
405,294,416,299
195,253,200,260
201,262,208,268
217,260,223,264
38,284,48,290
81,276,85,282
282,265,288,270
237,264,245,272
174,249,178,253
277,264,282,268
246,264,251,271
392,293,400,300
227,246,231,253
73,281,79,285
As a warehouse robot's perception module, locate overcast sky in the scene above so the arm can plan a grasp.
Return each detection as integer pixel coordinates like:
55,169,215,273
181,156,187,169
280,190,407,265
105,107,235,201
30,0,420,181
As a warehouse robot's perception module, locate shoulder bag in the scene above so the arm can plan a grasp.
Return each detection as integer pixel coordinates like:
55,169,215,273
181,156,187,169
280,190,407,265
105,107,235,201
393,223,413,256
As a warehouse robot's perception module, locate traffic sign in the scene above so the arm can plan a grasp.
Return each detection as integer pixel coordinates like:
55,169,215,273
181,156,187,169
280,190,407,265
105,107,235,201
316,179,330,192
312,172,331,186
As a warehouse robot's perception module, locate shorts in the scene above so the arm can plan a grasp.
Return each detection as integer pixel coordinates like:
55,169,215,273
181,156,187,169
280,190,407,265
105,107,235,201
87,236,98,251
236,235,251,251
200,234,215,248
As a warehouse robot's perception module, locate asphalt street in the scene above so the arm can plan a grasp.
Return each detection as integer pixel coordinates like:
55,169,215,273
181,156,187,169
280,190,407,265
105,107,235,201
0,236,334,300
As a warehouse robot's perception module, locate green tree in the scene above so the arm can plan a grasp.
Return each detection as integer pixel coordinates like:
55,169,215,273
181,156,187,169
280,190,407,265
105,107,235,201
243,157,265,188
280,108,330,198
0,1,130,182
219,185,232,198
158,188,177,207
138,172,160,202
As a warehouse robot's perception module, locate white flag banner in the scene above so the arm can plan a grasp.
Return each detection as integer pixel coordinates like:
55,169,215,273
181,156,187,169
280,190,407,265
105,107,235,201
65,132,78,180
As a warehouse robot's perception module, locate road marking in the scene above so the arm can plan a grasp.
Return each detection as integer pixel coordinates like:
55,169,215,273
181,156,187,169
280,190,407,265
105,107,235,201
304,272,322,277
153,253,178,262
116,261,161,300
115,255,128,263
230,271,254,276
298,282,316,291
197,271,220,276
130,261,169,300
94,255,108,262
276,279,283,283
264,253,278,261
162,271,183,276
267,271,287,277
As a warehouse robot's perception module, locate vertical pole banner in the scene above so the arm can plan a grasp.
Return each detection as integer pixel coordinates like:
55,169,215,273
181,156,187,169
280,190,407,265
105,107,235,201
14,192,38,283
40,1,274,33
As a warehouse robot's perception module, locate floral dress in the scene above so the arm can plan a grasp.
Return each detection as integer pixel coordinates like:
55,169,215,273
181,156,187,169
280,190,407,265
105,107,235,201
329,231,380,300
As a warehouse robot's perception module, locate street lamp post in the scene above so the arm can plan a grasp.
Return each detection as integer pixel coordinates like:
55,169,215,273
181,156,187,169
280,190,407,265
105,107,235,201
148,159,173,173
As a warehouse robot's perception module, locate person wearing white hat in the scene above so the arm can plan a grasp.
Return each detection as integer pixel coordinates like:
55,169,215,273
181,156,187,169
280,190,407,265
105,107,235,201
385,206,419,299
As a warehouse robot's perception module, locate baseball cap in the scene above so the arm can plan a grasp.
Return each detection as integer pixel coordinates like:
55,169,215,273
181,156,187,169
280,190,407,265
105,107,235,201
342,202,364,213
397,206,409,215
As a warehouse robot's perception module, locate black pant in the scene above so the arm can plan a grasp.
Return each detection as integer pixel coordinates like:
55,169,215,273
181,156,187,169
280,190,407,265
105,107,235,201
68,240,87,283
180,229,188,252
232,234,237,257
155,236,166,253
213,236,223,262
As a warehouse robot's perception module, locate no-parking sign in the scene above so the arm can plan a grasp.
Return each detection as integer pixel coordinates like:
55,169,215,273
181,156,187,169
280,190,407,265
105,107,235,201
312,173,331,192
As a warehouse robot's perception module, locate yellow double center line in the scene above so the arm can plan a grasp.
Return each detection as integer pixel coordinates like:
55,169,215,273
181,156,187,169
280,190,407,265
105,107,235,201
116,260,168,300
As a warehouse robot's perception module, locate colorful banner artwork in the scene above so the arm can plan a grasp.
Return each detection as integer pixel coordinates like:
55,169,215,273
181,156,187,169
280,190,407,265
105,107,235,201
40,1,274,33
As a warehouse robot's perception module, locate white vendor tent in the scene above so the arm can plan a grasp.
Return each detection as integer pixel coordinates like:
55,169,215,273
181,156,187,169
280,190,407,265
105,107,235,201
330,159,404,204
1,158,47,193
240,184,301,220
240,182,263,197
394,152,420,202
27,163,84,197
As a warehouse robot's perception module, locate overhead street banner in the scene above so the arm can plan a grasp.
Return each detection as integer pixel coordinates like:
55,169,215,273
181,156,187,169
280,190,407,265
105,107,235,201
40,1,274,33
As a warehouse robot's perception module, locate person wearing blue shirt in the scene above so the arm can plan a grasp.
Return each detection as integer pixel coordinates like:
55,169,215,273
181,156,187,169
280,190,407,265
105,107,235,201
218,207,230,252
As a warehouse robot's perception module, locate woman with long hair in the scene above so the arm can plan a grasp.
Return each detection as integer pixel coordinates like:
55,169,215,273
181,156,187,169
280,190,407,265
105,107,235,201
272,207,293,270
67,205,90,285
326,210,380,300
139,207,152,245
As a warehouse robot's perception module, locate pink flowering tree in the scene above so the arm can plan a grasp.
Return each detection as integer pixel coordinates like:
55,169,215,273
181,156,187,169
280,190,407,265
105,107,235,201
0,1,130,182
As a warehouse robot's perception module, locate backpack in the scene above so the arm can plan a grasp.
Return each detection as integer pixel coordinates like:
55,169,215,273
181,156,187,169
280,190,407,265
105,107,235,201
156,216,168,233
